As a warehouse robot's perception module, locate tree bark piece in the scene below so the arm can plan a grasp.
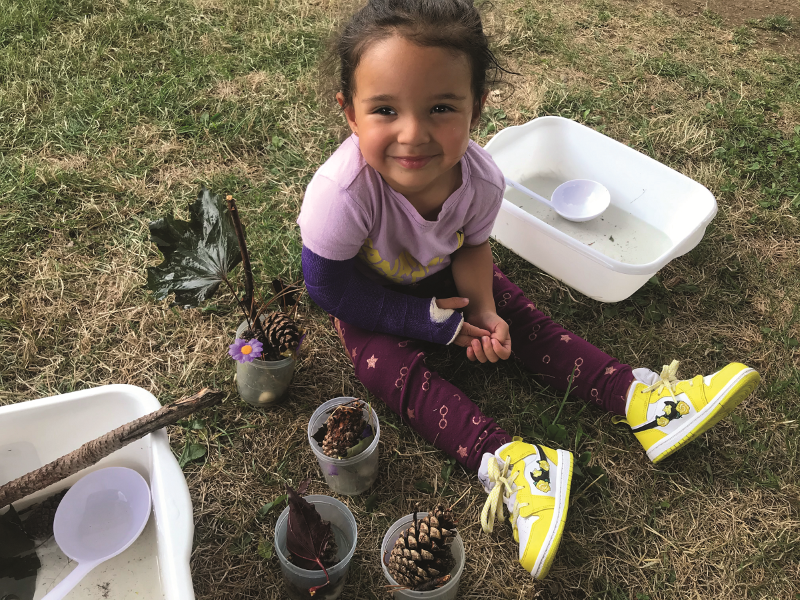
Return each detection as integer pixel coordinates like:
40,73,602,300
0,388,225,510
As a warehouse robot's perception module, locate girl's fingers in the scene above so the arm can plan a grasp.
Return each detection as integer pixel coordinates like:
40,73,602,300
482,336,500,363
466,346,476,361
461,322,491,339
436,297,469,310
492,337,512,360
471,338,488,363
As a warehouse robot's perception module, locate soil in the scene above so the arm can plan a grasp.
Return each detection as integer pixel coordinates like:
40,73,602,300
652,0,800,52
656,0,800,24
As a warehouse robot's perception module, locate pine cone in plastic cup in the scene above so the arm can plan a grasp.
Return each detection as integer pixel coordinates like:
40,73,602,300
388,505,456,591
322,400,364,458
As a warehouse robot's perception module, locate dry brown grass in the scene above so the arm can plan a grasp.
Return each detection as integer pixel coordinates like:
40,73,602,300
2,0,800,598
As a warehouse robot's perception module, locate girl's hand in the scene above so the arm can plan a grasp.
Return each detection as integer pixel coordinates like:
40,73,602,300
464,311,511,363
435,297,491,347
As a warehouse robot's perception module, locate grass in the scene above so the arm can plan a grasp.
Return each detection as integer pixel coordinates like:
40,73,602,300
1,0,800,598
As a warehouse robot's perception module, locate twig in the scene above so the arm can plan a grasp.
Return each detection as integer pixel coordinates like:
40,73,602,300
222,274,253,331
226,195,255,320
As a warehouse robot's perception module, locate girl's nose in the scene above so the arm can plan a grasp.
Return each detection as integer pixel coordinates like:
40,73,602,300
396,116,429,146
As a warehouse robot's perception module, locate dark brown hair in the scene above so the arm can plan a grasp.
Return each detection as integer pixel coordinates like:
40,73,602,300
335,0,507,108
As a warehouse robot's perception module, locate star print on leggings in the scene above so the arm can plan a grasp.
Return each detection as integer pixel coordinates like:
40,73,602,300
366,355,378,368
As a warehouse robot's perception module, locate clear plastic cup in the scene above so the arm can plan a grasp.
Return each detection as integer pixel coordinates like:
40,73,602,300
274,495,357,600
381,513,465,600
235,320,295,407
308,397,380,496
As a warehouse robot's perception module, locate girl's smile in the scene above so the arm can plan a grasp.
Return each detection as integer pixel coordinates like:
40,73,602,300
337,35,482,217
391,155,434,169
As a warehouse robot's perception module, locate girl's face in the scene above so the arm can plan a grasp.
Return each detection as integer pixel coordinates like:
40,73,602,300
338,35,483,203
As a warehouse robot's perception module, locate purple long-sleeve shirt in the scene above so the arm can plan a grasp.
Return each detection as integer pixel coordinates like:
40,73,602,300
298,134,504,343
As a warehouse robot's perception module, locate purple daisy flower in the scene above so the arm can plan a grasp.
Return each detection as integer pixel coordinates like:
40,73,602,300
228,338,263,363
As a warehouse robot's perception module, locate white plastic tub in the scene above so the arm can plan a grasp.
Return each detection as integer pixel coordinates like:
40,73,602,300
484,116,717,302
0,384,195,600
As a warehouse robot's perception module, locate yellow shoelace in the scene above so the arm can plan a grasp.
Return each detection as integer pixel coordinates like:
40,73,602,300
480,456,523,533
643,359,682,401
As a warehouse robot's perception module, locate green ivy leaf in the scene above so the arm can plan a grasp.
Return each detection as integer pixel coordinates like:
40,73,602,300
365,493,379,513
230,532,252,555
546,423,568,446
179,443,207,468
257,539,274,560
259,494,287,517
441,458,456,484
414,480,435,494
344,435,374,458
145,188,241,306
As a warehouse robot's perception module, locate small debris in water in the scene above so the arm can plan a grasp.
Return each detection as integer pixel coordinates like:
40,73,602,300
0,505,40,600
609,236,615,242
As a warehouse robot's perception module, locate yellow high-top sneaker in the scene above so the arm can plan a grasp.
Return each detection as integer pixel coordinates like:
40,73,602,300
618,360,760,463
479,440,573,579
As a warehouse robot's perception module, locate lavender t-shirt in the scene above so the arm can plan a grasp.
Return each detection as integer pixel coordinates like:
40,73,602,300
298,135,504,286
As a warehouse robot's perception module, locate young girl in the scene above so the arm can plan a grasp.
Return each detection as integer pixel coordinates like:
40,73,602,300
298,0,761,580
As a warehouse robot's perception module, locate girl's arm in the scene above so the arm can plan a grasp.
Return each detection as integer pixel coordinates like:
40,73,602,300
302,246,489,345
450,241,512,362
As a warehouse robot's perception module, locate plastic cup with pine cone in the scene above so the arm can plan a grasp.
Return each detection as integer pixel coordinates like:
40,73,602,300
264,311,301,354
243,311,302,361
387,505,457,592
322,400,366,459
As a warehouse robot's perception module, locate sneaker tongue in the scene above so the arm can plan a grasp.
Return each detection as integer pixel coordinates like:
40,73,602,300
632,367,659,387
477,452,496,492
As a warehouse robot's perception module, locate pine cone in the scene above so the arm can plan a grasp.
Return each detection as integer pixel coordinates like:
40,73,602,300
388,505,456,591
22,489,68,540
263,311,301,355
322,400,364,458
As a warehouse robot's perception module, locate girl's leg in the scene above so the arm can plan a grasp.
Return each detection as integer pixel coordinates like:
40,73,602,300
331,316,510,471
491,266,635,415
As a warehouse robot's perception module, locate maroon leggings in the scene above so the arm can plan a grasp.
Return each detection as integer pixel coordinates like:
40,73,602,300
332,265,634,471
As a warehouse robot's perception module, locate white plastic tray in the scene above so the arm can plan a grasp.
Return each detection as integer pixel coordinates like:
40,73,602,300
0,384,195,600
485,116,717,302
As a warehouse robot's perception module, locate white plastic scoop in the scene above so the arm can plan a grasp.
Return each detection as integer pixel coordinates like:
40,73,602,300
43,467,152,600
505,177,611,222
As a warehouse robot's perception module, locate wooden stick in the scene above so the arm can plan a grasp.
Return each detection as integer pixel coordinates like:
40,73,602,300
0,388,225,510
225,195,255,320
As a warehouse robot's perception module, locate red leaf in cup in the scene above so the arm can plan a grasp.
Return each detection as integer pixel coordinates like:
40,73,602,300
285,483,334,595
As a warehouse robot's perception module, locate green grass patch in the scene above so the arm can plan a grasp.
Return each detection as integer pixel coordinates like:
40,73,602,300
2,0,800,598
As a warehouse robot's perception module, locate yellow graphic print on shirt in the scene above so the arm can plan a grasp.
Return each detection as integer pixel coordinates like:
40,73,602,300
358,231,464,284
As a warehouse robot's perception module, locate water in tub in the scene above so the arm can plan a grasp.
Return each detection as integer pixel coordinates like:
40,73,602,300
504,175,673,265
0,507,164,600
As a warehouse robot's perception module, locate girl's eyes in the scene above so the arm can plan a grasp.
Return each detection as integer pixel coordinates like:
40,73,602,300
371,105,455,116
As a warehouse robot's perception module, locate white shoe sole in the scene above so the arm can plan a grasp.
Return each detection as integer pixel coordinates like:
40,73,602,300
647,368,760,463
531,449,573,579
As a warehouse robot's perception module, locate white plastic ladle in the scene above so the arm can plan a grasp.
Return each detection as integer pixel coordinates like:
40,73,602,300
504,177,611,222
43,467,152,600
